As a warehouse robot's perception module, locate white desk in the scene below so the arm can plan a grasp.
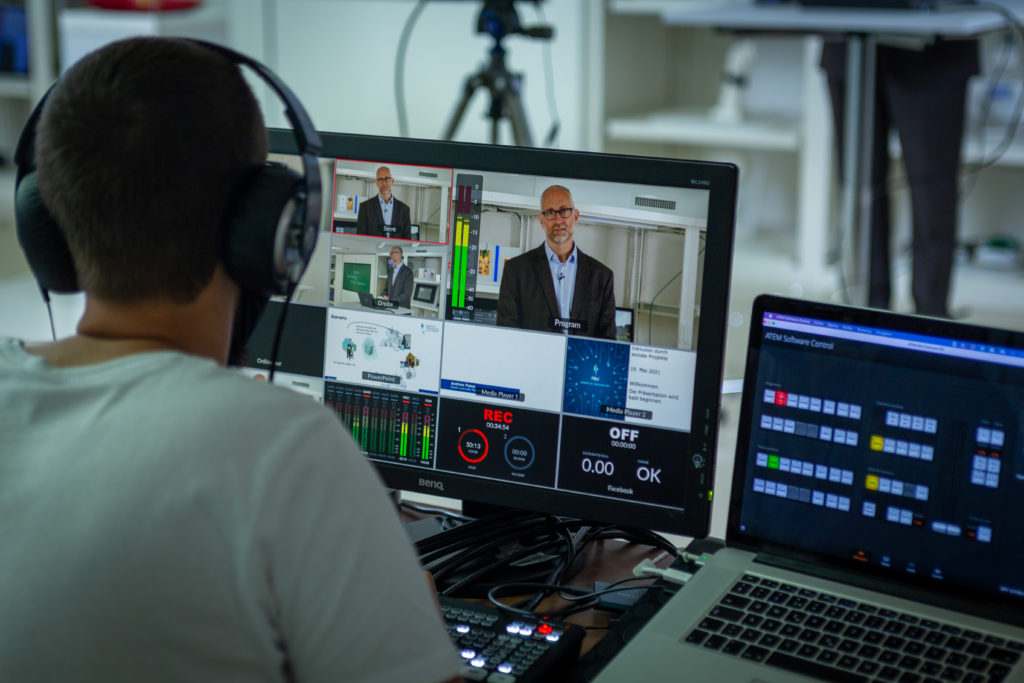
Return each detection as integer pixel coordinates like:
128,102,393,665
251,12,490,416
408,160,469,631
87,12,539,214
650,0,1014,306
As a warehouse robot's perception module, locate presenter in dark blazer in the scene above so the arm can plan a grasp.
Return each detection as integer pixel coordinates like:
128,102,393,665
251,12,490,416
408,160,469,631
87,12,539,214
357,166,412,238
382,245,413,308
497,185,616,339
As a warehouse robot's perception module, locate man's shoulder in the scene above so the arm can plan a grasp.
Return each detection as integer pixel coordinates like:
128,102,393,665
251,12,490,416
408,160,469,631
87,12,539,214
7,350,342,449
168,362,348,464
206,367,305,403
151,356,329,424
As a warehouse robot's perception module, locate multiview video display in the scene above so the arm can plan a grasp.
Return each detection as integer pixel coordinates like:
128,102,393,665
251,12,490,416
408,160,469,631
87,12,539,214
239,132,735,533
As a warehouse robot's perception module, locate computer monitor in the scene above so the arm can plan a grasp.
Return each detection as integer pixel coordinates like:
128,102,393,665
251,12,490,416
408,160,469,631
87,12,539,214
414,281,440,306
341,262,371,293
244,130,737,536
615,307,635,343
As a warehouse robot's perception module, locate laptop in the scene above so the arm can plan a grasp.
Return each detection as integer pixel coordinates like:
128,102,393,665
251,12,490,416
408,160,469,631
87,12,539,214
356,291,376,309
596,294,1024,682
356,291,397,311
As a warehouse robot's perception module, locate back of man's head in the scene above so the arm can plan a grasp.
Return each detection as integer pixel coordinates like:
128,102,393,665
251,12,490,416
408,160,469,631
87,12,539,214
35,37,269,304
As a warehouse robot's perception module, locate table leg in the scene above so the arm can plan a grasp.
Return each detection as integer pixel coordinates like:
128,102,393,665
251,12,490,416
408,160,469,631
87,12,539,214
841,34,877,307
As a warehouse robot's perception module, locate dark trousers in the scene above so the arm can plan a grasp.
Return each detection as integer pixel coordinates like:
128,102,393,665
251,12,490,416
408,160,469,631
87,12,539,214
822,41,978,317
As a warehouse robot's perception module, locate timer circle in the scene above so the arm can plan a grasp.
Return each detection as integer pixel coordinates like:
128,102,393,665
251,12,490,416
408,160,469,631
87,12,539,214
504,436,536,471
458,429,488,463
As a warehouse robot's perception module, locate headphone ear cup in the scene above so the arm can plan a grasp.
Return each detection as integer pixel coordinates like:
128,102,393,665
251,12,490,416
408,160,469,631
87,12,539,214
15,171,80,294
223,164,316,296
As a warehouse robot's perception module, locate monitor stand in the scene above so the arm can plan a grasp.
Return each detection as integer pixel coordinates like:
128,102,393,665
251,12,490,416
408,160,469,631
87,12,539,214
461,499,513,519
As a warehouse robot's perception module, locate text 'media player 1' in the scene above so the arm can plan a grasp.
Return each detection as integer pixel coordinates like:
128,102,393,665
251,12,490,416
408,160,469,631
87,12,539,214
496,184,616,340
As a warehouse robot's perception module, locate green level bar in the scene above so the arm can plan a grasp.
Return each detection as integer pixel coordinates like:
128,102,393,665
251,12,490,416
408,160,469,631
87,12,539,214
458,245,468,308
451,224,463,307
372,411,379,453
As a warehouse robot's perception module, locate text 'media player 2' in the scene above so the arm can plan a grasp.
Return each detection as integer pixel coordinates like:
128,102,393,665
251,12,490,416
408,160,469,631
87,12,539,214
250,131,737,535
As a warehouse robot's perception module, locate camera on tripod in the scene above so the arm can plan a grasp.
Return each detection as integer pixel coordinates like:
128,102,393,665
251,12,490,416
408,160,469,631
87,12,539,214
443,0,553,146
475,0,553,42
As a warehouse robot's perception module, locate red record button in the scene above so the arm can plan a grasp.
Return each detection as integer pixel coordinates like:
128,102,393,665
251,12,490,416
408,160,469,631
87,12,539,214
458,429,488,463
537,623,553,635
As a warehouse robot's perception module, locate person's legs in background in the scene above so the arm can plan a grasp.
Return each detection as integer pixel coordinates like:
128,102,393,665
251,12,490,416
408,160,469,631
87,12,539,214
883,63,971,318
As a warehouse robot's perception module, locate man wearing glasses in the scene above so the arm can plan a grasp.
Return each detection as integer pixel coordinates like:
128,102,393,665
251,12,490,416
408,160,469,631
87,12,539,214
381,245,413,309
357,165,412,238
497,185,616,339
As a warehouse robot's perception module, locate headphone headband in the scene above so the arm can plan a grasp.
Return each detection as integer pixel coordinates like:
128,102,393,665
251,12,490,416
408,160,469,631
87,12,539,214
188,39,323,239
14,37,323,299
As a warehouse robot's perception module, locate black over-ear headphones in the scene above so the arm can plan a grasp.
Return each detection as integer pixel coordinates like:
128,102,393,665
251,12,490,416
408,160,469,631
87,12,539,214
13,38,323,299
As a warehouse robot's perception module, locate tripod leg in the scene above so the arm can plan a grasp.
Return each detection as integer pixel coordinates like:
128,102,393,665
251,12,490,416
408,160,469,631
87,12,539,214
443,76,481,141
504,88,534,147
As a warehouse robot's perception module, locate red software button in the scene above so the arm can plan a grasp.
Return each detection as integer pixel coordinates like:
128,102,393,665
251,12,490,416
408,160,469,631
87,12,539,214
536,623,553,635
774,391,788,406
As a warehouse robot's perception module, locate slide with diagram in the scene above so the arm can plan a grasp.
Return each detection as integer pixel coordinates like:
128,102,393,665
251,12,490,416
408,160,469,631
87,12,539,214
324,307,443,394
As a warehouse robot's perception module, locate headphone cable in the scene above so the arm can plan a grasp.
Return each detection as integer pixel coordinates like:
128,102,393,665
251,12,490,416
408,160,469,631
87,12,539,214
267,289,295,384
40,287,57,341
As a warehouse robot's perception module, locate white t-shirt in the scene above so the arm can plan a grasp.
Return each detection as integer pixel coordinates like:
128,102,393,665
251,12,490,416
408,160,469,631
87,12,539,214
0,339,459,683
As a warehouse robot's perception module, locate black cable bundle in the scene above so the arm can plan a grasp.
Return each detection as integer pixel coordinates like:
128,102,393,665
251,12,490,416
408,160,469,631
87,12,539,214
414,510,680,620
417,511,580,599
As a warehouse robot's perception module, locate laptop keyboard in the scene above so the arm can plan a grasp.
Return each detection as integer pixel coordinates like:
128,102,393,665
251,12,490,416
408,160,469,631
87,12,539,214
683,573,1023,683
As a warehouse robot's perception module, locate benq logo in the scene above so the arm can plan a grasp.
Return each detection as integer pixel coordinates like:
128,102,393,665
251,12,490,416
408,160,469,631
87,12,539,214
418,478,445,492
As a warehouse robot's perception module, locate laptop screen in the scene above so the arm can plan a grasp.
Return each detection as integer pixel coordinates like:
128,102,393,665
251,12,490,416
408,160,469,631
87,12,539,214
729,295,1024,608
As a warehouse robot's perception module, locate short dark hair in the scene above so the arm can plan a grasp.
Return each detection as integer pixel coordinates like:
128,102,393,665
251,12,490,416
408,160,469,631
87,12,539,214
35,37,269,303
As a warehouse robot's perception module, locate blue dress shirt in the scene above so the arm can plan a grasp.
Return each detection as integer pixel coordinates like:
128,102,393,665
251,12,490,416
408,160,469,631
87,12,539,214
544,242,577,319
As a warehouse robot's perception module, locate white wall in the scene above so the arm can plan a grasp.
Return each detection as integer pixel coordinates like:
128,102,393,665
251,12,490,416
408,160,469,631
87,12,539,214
3,1,595,342
229,0,593,150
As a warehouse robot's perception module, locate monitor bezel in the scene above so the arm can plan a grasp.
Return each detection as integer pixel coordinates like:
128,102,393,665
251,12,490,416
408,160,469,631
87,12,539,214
269,129,737,535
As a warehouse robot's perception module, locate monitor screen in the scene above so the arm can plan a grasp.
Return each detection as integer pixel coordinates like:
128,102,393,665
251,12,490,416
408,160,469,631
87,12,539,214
414,282,439,305
341,262,371,293
245,131,737,535
615,307,635,343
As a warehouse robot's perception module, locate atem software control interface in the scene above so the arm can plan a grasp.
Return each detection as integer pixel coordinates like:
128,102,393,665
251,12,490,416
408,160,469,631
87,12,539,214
241,132,737,534
736,304,1024,598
